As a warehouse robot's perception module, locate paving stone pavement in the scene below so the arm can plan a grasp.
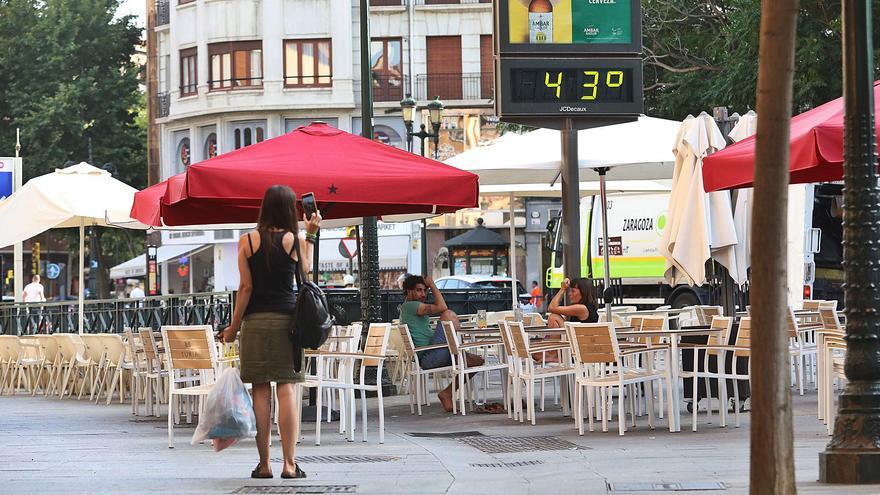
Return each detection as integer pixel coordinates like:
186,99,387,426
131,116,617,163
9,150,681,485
0,389,875,494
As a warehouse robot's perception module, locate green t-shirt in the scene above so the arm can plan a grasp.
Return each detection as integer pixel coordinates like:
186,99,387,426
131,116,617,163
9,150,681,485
399,300,434,348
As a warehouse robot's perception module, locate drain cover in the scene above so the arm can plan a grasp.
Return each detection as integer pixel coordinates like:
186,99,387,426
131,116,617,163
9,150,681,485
459,436,584,454
470,460,545,468
406,431,484,438
608,482,727,492
271,456,398,464
233,486,357,494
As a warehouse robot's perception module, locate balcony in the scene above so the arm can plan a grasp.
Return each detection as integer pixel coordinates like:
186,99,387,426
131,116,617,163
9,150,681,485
370,74,409,103
370,0,404,5
415,72,493,101
155,0,170,26
157,92,170,118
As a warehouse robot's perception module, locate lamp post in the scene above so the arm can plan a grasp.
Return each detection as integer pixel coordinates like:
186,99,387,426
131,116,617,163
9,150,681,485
401,95,444,158
401,95,444,275
819,0,880,483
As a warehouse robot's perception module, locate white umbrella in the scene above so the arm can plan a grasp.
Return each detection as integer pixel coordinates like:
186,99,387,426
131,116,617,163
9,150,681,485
446,116,680,313
661,113,739,286
0,162,147,333
728,111,758,286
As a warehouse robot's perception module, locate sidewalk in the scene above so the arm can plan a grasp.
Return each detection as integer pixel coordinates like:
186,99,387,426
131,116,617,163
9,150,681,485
0,391,872,494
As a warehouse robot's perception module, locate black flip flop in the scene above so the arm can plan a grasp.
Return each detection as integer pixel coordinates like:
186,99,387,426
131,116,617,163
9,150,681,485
251,464,273,479
281,463,307,479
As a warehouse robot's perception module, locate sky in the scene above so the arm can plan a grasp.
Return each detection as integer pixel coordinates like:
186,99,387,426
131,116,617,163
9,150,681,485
117,0,146,28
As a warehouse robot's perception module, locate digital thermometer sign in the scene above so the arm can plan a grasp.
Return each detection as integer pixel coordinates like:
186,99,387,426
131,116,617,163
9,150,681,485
497,58,643,118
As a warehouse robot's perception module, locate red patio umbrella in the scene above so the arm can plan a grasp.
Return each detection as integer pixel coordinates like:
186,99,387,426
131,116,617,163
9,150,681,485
132,122,479,226
703,81,880,192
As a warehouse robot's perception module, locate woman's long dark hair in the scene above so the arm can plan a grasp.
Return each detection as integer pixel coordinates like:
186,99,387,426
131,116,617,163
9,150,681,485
569,277,597,307
255,185,300,265
257,185,300,235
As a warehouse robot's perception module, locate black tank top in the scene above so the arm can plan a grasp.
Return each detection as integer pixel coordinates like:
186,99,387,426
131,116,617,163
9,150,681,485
569,303,600,324
244,230,298,315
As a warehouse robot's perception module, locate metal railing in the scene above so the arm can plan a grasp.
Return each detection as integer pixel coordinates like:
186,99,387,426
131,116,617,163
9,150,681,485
0,288,514,335
369,74,408,102
156,0,170,26
370,0,404,5
0,292,233,336
157,92,170,117
415,72,493,101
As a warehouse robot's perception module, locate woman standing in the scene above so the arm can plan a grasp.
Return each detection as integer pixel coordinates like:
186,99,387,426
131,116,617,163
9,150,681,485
220,185,321,479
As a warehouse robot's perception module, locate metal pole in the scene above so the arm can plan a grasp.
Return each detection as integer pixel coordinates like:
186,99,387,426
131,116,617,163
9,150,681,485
598,169,613,322
359,0,381,325
560,118,581,285
421,219,428,276
13,129,23,303
78,221,84,334
509,192,518,309
819,0,880,483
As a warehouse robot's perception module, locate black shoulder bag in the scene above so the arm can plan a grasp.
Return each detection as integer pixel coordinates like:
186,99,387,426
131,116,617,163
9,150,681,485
290,236,335,371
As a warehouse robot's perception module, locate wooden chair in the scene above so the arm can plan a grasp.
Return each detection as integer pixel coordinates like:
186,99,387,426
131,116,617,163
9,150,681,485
566,322,674,436
397,323,453,416
0,336,22,394
787,307,821,395
80,334,107,400
160,325,218,448
139,328,168,417
689,317,752,428
696,306,723,325
95,334,132,405
686,316,734,430
300,324,391,444
817,308,846,424
34,335,62,397
441,320,508,415
13,337,44,395
502,320,573,425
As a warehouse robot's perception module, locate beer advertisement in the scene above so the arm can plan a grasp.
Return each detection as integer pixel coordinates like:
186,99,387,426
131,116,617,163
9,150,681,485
507,0,632,45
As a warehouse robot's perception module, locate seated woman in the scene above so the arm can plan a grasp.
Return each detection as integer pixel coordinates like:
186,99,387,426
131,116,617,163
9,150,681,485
547,277,599,327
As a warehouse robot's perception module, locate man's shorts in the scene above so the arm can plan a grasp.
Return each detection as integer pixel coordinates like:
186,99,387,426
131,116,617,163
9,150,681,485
418,321,452,369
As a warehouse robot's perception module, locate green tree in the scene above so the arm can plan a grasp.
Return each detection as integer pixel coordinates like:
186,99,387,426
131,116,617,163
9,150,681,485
643,0,880,118
0,0,146,298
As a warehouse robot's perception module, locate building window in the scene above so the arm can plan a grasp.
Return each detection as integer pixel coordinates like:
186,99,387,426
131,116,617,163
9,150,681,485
209,41,263,90
204,132,217,159
177,137,191,169
284,39,332,87
179,48,197,96
371,38,403,102
231,121,266,150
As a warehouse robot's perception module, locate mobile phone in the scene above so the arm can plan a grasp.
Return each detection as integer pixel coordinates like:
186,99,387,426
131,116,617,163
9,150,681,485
301,192,317,220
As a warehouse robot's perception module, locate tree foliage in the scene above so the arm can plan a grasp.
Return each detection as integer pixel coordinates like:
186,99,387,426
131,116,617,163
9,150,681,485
0,0,146,297
0,0,145,187
643,0,880,119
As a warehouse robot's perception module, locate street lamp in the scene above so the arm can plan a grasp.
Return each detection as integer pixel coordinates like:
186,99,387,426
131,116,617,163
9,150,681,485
401,94,444,159
400,95,444,278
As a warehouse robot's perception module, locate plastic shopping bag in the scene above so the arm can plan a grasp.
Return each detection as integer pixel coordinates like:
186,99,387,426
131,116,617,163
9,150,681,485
191,367,257,451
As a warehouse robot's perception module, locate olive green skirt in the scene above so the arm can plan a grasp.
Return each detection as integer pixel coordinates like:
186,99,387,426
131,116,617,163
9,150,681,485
239,312,304,384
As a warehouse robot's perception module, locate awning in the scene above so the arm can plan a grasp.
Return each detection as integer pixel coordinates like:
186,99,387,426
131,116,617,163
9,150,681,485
110,244,206,279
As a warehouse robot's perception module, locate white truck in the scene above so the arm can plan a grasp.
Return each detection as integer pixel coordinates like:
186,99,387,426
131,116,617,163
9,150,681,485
545,184,842,309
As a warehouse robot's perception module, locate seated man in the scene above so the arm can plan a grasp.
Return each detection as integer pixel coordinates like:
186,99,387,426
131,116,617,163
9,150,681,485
398,275,484,412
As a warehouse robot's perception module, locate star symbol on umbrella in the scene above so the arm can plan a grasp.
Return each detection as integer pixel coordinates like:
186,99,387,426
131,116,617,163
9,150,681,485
328,184,338,194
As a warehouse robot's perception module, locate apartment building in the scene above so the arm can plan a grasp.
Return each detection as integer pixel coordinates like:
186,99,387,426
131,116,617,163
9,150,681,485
145,0,503,292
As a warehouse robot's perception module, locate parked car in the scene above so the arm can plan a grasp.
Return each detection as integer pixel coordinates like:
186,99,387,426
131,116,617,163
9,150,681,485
434,275,530,301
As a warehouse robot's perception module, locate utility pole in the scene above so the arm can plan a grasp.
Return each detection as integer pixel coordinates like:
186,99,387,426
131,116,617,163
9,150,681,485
819,0,880,483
